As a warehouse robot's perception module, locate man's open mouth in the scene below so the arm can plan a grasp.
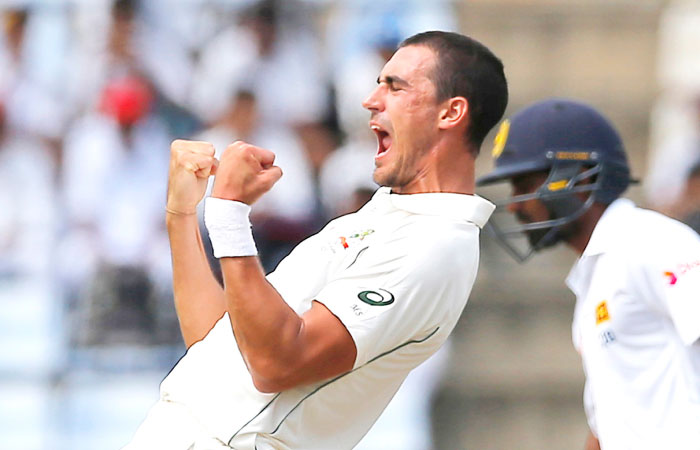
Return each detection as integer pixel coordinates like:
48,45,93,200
370,124,393,158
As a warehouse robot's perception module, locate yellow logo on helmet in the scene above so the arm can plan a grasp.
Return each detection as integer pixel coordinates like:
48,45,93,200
547,180,569,191
492,119,510,159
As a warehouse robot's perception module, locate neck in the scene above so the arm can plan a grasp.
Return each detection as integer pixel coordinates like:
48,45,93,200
394,140,477,195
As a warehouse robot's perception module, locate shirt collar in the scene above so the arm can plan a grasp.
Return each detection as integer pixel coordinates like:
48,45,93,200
370,186,495,229
581,198,636,257
566,198,635,296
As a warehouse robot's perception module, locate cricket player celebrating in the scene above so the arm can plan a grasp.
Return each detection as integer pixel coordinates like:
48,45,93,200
478,99,700,450
123,31,508,450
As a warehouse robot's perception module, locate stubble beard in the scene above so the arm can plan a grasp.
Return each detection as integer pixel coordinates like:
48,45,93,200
372,144,423,190
373,159,410,190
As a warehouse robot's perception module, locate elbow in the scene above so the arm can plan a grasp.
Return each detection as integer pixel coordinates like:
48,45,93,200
247,357,297,393
251,375,284,394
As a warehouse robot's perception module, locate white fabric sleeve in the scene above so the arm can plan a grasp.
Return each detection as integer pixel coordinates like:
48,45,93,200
314,226,480,368
265,230,335,315
638,223,700,345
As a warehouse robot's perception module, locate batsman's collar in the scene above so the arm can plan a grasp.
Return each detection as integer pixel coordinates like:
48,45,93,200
582,198,634,257
373,187,495,228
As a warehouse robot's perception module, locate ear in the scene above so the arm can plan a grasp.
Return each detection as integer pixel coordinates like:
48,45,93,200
437,96,468,130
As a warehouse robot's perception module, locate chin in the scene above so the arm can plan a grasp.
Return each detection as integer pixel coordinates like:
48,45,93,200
372,170,389,187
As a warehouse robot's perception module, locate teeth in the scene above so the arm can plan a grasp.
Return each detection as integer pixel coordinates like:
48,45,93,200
370,125,380,131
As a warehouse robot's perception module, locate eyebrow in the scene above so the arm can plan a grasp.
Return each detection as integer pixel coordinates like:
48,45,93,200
377,75,409,88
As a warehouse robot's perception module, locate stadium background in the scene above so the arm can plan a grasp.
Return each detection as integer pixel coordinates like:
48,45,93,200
1,0,698,449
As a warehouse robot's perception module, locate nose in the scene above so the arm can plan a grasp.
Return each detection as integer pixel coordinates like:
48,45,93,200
362,85,384,112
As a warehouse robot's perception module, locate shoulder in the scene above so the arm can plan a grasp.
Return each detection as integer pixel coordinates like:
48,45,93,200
602,204,700,281
622,206,699,256
392,215,481,274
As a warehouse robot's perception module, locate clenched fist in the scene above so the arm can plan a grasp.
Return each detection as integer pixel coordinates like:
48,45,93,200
167,139,219,214
211,141,283,205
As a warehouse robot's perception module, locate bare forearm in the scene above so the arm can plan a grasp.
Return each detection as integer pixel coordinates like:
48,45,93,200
220,257,304,384
167,214,226,347
584,431,600,450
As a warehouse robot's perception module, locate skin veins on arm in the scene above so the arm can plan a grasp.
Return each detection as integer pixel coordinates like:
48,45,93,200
220,256,356,393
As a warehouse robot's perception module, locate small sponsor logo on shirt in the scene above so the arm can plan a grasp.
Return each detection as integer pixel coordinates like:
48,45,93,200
664,260,700,285
595,300,610,325
599,329,616,346
357,289,394,306
664,271,678,285
338,229,375,250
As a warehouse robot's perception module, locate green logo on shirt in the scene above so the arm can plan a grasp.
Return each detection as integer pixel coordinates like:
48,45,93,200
357,289,395,306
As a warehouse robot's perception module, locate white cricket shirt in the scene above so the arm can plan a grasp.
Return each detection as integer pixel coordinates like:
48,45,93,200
567,199,700,450
159,187,494,450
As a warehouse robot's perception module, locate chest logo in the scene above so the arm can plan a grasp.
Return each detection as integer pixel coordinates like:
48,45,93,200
339,229,375,249
595,300,610,325
357,289,395,306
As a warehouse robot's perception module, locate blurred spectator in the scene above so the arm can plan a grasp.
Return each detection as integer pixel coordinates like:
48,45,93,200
323,0,458,73
189,0,336,190
67,0,194,119
678,159,700,233
195,88,320,272
58,0,175,347
0,7,68,165
0,101,58,281
0,8,61,279
647,1,700,214
0,10,67,448
189,0,328,128
646,95,700,216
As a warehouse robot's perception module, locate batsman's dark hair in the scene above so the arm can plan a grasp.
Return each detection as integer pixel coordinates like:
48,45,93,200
399,31,508,153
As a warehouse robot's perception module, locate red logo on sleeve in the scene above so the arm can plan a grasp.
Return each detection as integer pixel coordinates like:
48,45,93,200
664,272,678,285
664,260,699,285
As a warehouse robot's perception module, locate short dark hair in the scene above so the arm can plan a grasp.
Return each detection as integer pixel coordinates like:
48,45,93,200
399,31,508,152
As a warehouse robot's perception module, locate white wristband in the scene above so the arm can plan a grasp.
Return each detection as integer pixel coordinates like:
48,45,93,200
204,197,258,258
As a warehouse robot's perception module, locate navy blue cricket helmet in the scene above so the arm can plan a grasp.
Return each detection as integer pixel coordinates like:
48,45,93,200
477,98,636,262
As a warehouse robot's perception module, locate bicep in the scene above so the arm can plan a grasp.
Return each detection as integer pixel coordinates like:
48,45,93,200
260,300,356,392
294,300,357,383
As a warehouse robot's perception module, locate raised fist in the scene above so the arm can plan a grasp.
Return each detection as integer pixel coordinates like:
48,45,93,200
211,141,283,205
167,139,219,214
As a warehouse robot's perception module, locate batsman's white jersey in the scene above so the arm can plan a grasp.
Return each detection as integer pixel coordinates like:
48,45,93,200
125,187,494,450
568,199,700,450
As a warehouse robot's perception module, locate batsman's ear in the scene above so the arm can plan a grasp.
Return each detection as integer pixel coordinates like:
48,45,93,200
438,96,468,130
